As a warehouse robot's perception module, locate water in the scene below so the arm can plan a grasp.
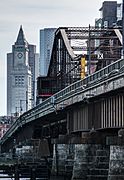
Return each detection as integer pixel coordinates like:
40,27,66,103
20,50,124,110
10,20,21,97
0,177,29,180
0,173,30,180
0,175,65,180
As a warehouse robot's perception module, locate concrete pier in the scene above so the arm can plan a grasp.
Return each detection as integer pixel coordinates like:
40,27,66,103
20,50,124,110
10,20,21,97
108,146,124,180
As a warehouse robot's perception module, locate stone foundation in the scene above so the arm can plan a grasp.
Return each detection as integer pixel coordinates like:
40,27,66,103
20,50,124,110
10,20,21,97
108,146,124,180
72,144,109,180
52,144,74,177
52,143,110,179
51,130,124,179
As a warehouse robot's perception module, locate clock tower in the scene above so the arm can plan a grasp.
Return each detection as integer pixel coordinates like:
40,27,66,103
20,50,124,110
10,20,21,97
7,25,39,116
13,25,29,67
7,26,32,116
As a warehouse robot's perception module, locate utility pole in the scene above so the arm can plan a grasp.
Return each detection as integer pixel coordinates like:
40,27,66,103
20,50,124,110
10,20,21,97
26,90,28,111
88,24,91,75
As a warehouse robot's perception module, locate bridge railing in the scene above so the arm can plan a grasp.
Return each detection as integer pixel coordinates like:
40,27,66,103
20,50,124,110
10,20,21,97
53,58,124,103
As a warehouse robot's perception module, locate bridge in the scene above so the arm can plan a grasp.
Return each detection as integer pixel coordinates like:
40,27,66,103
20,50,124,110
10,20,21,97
1,27,124,180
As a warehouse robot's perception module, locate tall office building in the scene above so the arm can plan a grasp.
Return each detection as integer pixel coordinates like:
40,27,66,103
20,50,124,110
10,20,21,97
7,26,39,116
40,28,56,76
28,44,39,106
99,1,117,28
96,1,122,28
94,1,122,70
117,3,122,23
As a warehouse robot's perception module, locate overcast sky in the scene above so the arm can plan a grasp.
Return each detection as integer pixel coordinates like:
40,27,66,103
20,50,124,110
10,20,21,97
0,0,122,116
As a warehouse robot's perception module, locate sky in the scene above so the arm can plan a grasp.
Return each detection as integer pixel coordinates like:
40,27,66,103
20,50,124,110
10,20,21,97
0,0,122,116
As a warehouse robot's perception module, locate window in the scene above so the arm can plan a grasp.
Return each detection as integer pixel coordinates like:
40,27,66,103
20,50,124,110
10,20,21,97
15,76,25,86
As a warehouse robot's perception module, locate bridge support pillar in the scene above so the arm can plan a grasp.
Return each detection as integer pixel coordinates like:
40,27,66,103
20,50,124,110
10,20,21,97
14,166,19,180
30,168,36,180
51,144,74,177
108,146,124,180
72,144,110,180
51,142,110,179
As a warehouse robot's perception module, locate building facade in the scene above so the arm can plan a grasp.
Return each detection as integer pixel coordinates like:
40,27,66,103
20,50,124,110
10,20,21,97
7,26,39,116
39,28,56,76
98,1,123,28
28,44,39,107
94,1,122,70
99,1,117,28
0,116,16,139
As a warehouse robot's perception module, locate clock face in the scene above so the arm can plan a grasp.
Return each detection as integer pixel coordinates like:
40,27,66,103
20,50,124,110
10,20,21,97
17,52,23,59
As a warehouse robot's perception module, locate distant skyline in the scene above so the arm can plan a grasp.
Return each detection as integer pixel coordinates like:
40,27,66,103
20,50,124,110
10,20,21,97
0,0,122,116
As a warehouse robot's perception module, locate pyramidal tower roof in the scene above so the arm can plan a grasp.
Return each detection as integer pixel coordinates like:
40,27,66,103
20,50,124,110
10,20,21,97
15,25,28,46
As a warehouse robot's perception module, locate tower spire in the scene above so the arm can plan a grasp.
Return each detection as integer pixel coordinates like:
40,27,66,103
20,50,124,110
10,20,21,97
15,25,28,46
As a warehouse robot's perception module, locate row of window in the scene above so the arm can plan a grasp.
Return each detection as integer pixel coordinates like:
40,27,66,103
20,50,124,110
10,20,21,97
15,76,32,86
15,76,25,86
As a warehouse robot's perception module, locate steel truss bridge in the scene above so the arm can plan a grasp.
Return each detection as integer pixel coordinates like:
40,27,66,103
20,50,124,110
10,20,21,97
1,56,124,151
37,26,122,98
1,26,124,150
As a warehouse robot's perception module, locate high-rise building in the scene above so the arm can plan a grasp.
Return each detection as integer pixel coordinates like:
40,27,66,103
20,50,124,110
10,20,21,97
40,28,56,76
96,1,123,28
7,26,39,116
94,1,122,70
28,44,39,106
117,3,122,25
99,1,117,28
